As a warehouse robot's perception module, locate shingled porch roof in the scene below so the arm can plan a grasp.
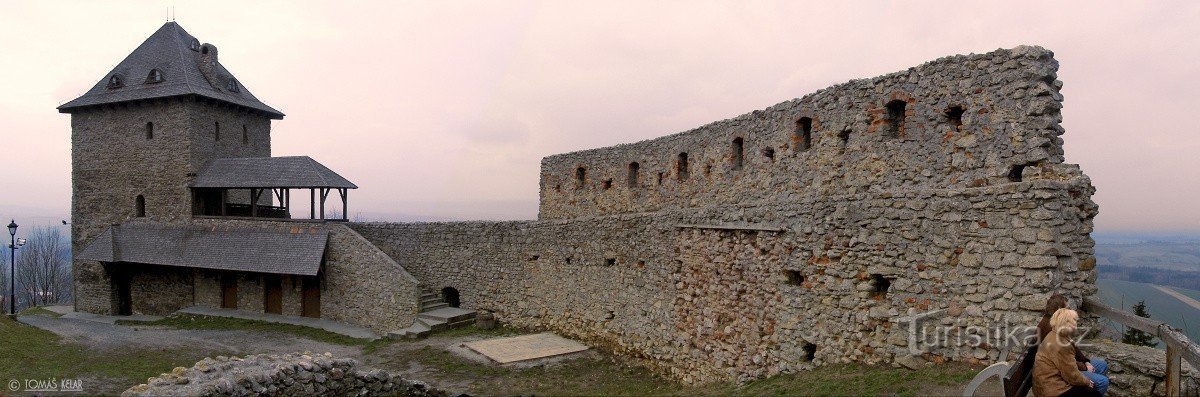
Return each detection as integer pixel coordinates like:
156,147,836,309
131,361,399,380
76,223,328,276
192,156,358,189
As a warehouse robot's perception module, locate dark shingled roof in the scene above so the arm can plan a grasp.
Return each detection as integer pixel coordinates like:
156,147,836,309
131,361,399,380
192,156,358,189
57,22,284,119
76,223,327,276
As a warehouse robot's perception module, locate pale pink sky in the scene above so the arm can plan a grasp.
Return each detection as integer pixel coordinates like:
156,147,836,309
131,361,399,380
0,1,1197,232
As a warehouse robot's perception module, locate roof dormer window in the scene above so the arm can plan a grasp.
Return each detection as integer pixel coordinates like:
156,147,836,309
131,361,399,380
146,69,164,84
189,38,201,52
107,74,124,89
227,78,239,92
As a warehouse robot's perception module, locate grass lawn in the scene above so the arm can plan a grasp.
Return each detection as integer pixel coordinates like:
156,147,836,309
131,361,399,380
0,315,221,394
3,312,982,396
385,338,981,396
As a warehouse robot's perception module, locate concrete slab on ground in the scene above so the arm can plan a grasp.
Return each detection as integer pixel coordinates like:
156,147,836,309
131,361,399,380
177,306,379,340
463,332,589,363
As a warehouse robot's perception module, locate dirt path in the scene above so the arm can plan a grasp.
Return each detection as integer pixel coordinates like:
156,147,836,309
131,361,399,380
1154,285,1200,311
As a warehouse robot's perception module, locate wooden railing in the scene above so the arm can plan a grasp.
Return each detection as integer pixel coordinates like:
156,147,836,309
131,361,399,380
1082,297,1200,397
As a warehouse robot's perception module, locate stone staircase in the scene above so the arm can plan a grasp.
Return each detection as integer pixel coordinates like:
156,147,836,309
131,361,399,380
388,287,476,339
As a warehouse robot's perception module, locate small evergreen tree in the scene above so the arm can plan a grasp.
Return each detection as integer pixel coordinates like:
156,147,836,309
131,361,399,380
1121,300,1157,347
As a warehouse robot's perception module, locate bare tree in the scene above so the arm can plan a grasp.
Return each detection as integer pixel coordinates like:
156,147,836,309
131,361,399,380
0,250,8,313
15,226,72,308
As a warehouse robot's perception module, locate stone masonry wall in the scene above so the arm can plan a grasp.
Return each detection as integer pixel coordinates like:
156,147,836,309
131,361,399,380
127,264,194,316
352,46,1098,384
71,97,271,314
539,46,1067,220
322,223,421,332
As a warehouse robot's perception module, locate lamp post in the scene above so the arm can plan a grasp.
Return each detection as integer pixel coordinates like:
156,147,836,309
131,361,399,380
7,220,23,317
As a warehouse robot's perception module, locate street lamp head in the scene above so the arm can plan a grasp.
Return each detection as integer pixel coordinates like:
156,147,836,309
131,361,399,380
7,220,16,236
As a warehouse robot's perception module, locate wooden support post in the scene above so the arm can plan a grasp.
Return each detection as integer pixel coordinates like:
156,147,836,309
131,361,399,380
340,189,347,221
220,189,228,216
251,188,259,218
319,188,327,220
1166,341,1181,397
285,189,291,218
310,188,315,219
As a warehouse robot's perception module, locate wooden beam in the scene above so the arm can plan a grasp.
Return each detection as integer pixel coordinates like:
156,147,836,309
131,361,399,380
1161,326,1200,381
310,188,315,219
251,188,259,218
220,189,227,216
1083,296,1200,396
339,189,347,221
1081,298,1166,334
1166,344,1181,397
319,188,327,220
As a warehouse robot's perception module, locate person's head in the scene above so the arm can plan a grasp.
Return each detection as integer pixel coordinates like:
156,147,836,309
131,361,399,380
1043,294,1069,318
1049,308,1079,341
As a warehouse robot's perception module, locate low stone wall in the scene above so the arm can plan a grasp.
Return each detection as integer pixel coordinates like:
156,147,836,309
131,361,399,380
1083,340,1200,397
122,352,445,397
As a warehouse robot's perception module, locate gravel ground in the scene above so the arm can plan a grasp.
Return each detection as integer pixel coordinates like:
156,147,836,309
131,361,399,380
18,315,363,358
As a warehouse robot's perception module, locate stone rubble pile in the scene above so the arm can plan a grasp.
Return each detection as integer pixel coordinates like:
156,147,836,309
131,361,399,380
122,352,446,397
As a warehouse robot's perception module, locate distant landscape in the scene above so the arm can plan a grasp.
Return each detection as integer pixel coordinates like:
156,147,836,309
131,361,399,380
1093,232,1200,291
1091,232,1200,346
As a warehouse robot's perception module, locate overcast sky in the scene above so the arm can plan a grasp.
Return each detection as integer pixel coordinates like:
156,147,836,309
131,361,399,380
0,1,1197,232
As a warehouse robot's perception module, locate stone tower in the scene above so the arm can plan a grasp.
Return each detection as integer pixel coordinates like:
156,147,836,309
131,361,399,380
58,22,284,313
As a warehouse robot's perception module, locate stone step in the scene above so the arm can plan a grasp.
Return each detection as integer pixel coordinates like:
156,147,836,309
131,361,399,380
420,292,440,299
446,318,475,329
418,307,476,324
420,296,444,306
420,317,450,332
421,302,449,312
387,320,431,339
388,308,476,340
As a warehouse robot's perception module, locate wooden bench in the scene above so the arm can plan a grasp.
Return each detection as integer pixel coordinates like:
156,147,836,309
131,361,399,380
962,345,1036,397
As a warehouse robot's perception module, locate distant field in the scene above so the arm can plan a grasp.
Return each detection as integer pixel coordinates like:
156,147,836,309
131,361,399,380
1095,279,1200,347
1096,241,1200,290
1172,285,1200,302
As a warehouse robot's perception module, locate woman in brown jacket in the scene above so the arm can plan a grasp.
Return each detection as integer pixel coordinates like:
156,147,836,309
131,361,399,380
1033,308,1099,397
1038,295,1110,395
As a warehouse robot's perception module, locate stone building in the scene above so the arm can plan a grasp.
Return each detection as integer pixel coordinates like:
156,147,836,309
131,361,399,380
64,22,1099,385
61,22,420,332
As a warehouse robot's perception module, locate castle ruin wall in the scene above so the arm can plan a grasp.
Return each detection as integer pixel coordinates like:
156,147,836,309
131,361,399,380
351,46,1099,384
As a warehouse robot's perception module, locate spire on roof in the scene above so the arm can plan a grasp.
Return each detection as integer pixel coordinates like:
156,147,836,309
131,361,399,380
57,22,284,119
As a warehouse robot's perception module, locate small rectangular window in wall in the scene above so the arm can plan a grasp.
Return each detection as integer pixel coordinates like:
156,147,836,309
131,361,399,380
627,162,640,188
731,137,744,170
677,153,689,181
885,100,906,139
797,117,813,151
575,167,586,188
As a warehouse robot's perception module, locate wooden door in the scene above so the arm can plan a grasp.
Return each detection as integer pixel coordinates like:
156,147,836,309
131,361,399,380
301,277,320,318
115,271,132,316
263,275,282,314
221,274,238,309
